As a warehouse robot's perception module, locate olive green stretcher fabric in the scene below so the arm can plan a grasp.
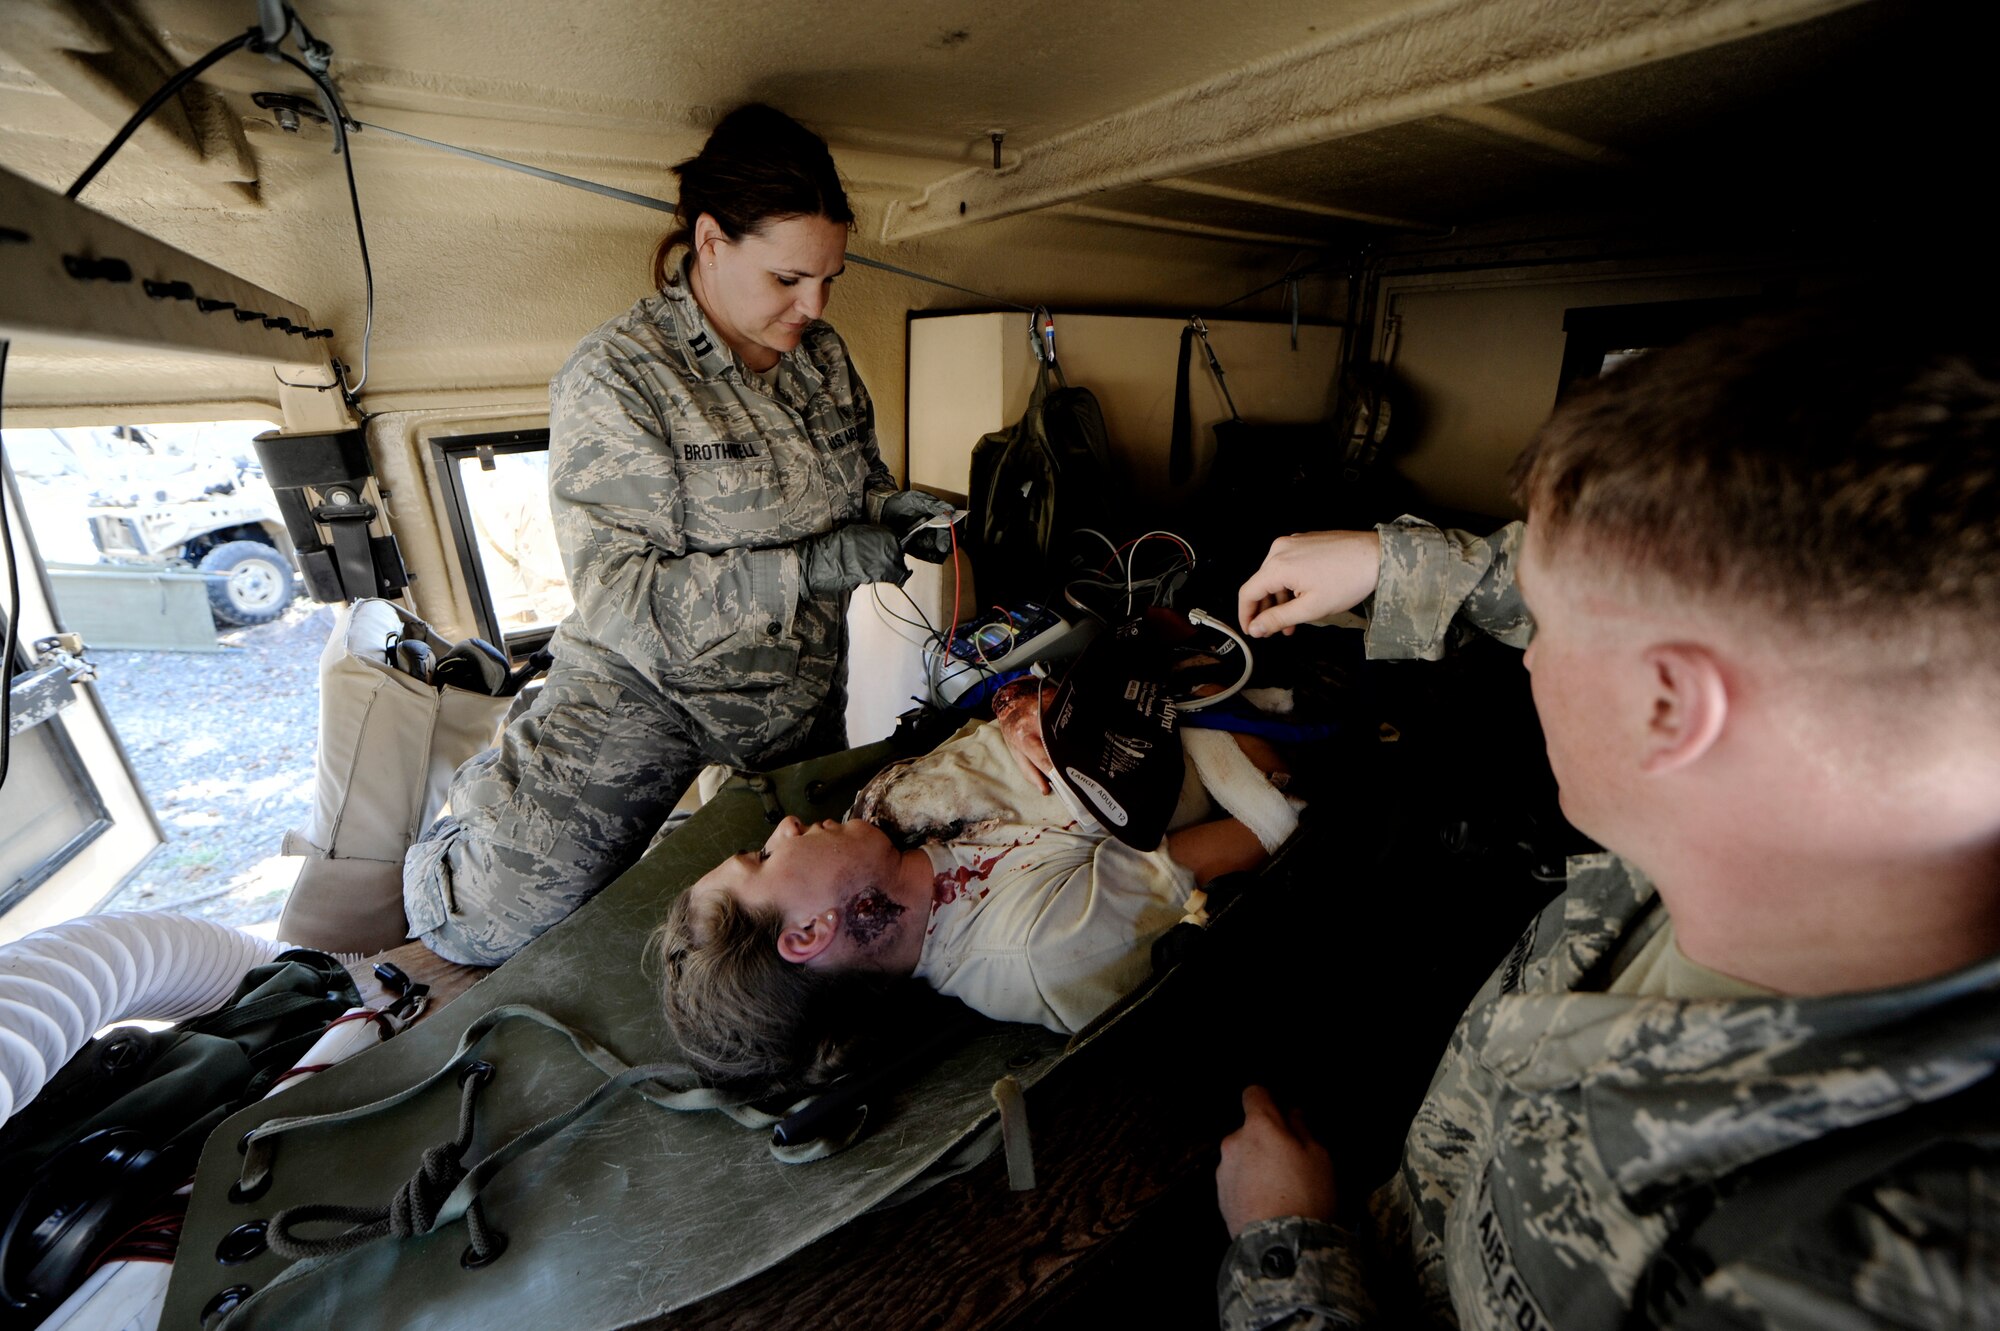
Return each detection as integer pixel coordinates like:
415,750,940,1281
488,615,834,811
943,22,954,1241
169,744,1068,1331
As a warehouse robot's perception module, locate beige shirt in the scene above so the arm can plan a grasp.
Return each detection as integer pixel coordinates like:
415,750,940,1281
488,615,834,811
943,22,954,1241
915,823,1197,1034
1605,909,1775,1000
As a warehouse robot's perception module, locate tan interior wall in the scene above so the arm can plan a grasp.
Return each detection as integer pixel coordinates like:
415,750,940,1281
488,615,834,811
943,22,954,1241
1376,263,1782,518
808,205,1345,485
908,311,1346,507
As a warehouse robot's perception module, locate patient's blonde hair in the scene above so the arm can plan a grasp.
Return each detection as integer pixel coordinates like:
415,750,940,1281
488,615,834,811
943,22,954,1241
657,886,892,1093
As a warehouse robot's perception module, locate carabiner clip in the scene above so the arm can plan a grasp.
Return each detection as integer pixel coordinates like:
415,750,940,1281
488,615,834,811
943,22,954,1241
1188,316,1240,421
1028,306,1057,370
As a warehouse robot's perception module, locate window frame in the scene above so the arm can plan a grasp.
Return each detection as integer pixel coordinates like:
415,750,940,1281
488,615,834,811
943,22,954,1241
428,427,561,660
0,627,112,913
1556,295,1771,403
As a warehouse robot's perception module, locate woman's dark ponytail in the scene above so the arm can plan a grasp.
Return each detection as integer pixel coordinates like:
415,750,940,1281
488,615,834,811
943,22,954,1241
651,104,853,290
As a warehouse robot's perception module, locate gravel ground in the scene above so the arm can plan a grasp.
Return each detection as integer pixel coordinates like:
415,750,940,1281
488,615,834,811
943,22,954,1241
91,600,334,929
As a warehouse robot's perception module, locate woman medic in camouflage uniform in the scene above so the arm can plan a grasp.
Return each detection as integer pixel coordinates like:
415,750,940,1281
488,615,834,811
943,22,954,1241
404,105,954,966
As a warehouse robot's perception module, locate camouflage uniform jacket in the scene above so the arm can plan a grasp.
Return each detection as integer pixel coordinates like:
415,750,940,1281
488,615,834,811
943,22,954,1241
1219,518,2000,1330
544,276,897,754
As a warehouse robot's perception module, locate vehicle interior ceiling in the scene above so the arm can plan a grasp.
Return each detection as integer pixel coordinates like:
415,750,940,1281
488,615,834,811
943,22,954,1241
0,0,1977,914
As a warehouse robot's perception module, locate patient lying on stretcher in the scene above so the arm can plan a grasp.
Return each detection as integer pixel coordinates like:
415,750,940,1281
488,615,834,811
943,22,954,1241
659,683,1299,1091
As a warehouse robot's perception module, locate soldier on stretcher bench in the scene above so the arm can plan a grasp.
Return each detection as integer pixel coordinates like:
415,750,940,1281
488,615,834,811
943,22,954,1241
658,680,1301,1091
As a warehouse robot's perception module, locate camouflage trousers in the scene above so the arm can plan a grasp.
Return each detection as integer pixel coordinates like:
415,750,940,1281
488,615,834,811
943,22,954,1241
403,661,846,967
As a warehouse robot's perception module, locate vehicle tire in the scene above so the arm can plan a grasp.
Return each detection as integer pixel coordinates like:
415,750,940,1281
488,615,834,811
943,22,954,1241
198,539,296,626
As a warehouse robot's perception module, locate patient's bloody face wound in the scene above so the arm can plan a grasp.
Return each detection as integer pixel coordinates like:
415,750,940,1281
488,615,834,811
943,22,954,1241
842,885,906,949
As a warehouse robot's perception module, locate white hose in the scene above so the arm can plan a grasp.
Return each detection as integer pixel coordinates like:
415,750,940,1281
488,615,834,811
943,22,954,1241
37,1258,170,1331
0,913,288,1125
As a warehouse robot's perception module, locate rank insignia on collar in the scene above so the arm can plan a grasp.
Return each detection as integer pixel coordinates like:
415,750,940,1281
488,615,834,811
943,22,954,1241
687,330,714,356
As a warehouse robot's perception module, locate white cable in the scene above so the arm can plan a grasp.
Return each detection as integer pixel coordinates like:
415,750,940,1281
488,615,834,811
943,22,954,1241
1177,609,1254,711
0,913,288,1124
1073,528,1124,571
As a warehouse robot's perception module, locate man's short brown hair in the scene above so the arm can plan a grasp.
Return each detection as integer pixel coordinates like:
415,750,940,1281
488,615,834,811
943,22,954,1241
1512,296,2000,666
657,886,895,1093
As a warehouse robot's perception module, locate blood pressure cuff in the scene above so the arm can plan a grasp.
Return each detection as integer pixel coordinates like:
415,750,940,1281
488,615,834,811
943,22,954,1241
164,740,1070,1331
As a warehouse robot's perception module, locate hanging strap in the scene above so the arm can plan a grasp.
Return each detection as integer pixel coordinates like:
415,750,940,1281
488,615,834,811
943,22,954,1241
1028,306,1067,389
1171,318,1241,486
1196,318,1241,423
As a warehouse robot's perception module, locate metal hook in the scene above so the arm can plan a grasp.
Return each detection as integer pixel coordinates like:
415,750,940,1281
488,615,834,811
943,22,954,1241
1028,306,1057,369
1188,316,1241,422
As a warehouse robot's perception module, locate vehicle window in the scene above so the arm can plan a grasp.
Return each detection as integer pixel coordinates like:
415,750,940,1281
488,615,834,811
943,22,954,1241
431,429,572,657
2,418,316,937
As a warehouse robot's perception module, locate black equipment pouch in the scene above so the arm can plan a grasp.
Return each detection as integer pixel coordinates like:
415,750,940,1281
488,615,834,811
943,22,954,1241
967,350,1114,608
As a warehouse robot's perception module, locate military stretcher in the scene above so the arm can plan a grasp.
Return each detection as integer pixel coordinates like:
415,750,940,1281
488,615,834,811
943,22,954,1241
162,712,1340,1331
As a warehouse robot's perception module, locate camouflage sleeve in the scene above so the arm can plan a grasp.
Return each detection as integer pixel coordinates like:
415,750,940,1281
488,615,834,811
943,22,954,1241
548,345,803,692
844,353,901,523
1363,517,1532,661
1217,1218,1376,1330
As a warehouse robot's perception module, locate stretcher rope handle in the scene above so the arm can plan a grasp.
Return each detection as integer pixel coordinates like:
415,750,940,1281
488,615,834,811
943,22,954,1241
218,1006,780,1329
234,1004,743,1195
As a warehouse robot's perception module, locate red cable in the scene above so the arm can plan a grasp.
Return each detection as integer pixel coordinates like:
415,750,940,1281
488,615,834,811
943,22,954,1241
946,518,961,661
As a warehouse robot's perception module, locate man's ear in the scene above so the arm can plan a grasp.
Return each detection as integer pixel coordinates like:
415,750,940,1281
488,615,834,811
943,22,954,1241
1640,643,1729,775
777,909,840,967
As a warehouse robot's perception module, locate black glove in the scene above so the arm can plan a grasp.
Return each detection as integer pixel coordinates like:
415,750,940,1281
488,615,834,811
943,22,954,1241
802,523,909,593
879,490,958,564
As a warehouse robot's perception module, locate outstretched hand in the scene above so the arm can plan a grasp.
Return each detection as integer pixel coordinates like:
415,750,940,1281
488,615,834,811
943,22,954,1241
1237,531,1383,638
1217,1085,1338,1239
990,677,1055,795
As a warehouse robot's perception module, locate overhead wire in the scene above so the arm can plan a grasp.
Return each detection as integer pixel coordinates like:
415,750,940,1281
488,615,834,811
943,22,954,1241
56,11,376,407
1215,251,1328,311
58,7,1324,403
270,49,374,402
64,27,261,200
346,118,1034,311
